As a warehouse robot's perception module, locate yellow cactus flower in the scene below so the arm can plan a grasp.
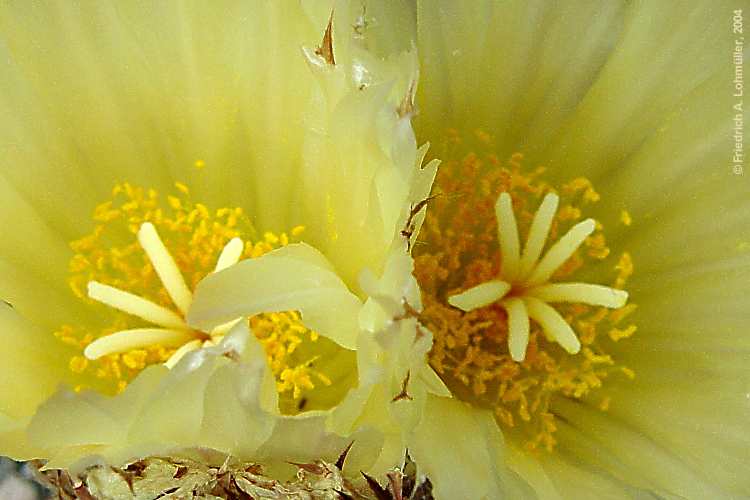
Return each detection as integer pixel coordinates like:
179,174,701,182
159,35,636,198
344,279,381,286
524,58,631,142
410,0,749,498
0,0,443,485
0,1,747,499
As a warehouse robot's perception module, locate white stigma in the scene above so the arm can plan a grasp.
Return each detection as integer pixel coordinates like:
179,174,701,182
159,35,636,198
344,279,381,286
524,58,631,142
495,193,521,281
83,224,245,366
525,218,596,287
448,280,510,311
87,281,186,330
448,192,629,362
138,222,193,315
84,328,195,360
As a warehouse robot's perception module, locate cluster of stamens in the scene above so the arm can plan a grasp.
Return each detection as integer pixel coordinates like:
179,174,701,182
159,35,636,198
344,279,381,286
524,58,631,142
447,190,628,361
55,182,330,403
413,131,637,450
83,222,244,368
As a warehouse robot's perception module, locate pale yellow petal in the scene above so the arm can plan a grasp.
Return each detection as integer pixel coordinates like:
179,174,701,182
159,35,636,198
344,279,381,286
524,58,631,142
198,351,276,457
553,397,735,499
189,243,362,349
539,2,733,182
0,306,70,420
410,396,507,499
16,324,286,470
416,0,626,156
0,181,86,332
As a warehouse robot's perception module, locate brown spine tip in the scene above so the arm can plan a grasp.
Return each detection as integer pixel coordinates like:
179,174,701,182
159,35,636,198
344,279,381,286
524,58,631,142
361,471,393,500
391,371,413,402
335,440,355,470
315,11,335,65
397,80,417,118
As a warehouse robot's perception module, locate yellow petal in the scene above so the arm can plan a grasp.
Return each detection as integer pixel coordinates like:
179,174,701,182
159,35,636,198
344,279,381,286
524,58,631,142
415,1,626,156
189,243,362,349
0,306,70,420
198,349,276,456
24,324,283,470
410,396,508,499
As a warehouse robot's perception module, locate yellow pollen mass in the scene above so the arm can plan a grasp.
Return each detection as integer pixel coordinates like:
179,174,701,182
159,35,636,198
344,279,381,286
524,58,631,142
56,182,328,405
413,132,637,451
620,209,633,226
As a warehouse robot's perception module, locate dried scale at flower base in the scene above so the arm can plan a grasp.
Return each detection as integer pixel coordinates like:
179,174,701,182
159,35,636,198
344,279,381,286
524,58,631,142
32,448,436,500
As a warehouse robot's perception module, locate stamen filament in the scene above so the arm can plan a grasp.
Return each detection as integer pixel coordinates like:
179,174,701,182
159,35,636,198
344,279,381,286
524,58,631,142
503,297,530,362
526,218,595,287
524,297,581,354
84,328,197,360
138,222,193,315
528,283,628,308
214,237,244,272
519,193,559,279
495,193,521,281
448,280,511,312
87,281,186,330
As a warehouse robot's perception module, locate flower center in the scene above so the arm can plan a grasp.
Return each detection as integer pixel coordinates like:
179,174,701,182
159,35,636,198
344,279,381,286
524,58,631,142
55,182,340,411
413,131,637,451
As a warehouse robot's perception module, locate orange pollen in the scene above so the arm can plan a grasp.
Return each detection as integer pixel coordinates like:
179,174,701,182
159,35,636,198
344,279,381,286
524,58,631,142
413,131,636,451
